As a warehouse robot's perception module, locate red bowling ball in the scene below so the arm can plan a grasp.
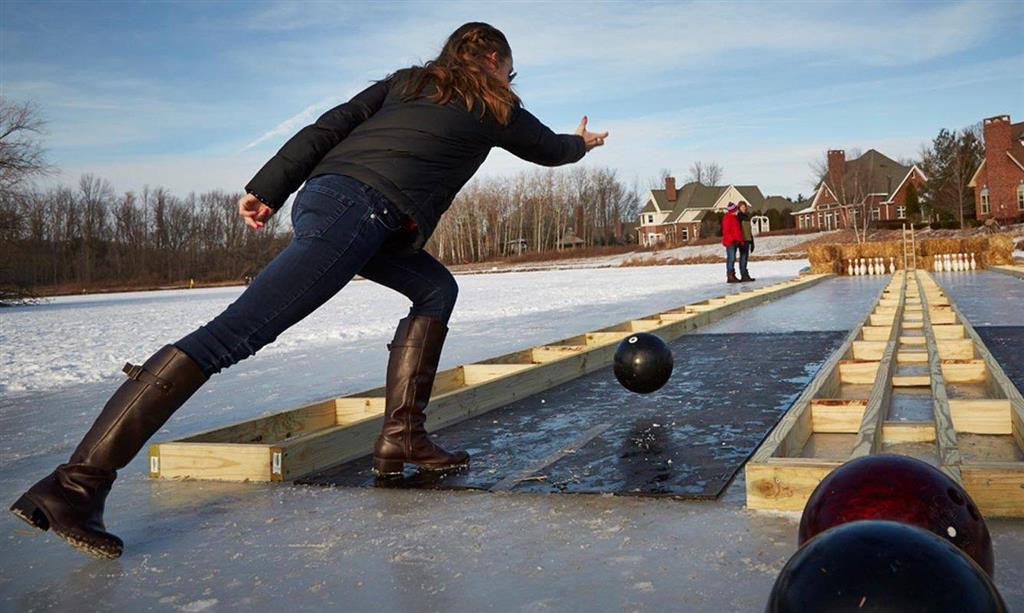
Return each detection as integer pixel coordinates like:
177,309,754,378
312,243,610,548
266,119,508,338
799,454,993,576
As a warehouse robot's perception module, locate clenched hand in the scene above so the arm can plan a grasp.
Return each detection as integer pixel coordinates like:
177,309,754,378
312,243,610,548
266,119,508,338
238,193,275,230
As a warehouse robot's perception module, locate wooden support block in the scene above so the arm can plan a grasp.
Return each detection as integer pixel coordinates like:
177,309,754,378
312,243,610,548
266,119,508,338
852,341,887,361
932,325,965,339
811,399,868,433
949,400,1012,435
462,363,537,386
531,345,587,363
180,399,339,445
149,443,275,481
936,339,975,360
629,319,662,332
862,326,893,341
897,351,929,364
839,360,881,384
882,421,936,443
929,311,957,325
940,359,988,384
870,314,895,326
902,320,923,330
335,397,385,424
892,375,931,387
745,462,842,511
900,336,926,345
962,464,1024,518
585,331,629,346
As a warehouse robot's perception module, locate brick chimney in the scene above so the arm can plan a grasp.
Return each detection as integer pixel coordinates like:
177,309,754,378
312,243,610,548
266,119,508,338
827,150,845,191
983,115,1011,156
665,176,677,202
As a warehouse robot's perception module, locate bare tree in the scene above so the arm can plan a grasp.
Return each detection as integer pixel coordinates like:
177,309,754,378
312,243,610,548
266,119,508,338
687,161,723,186
0,97,56,196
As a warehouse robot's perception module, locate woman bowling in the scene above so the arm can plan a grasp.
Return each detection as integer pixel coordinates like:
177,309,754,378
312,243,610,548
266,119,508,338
11,21,609,559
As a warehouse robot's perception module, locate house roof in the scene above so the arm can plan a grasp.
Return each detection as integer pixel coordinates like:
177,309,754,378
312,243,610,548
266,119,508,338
822,149,912,204
677,209,708,223
733,186,766,210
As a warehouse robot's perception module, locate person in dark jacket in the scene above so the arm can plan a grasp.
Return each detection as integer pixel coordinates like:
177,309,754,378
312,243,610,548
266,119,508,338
721,202,745,283
736,200,755,282
10,22,608,559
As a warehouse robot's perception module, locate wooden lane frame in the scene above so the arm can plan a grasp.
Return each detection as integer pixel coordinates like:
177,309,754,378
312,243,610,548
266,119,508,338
150,273,831,482
926,271,1024,517
746,274,901,511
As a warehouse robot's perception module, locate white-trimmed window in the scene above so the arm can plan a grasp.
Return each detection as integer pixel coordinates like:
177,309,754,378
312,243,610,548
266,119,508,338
981,187,990,215
645,214,655,224
870,207,880,220
896,205,906,219
1017,183,1023,209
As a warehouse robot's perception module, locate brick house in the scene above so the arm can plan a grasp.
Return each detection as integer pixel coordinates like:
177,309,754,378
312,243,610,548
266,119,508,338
793,149,926,230
968,114,1024,222
638,177,767,246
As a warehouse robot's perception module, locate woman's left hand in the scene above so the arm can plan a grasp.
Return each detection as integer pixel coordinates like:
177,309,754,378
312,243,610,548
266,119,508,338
576,115,609,151
238,193,275,230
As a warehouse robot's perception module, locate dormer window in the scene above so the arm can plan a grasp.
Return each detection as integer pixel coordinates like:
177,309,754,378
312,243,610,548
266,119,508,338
981,187,990,215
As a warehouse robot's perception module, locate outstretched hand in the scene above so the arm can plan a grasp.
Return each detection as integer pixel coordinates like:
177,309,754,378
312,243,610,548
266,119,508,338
576,115,608,151
238,193,275,230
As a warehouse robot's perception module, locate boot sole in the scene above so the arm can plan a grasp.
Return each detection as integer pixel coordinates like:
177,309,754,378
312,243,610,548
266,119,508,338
371,458,470,478
10,494,122,559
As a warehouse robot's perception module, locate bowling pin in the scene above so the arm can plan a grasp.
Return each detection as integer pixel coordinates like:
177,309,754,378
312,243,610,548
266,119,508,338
970,253,977,270
956,253,964,271
857,258,865,275
888,257,895,274
935,255,943,272
944,253,952,271
868,259,875,275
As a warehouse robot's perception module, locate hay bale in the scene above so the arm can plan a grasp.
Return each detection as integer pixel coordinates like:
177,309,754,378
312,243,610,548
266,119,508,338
921,237,962,256
838,243,861,260
807,244,839,265
985,233,1014,266
810,259,842,275
961,235,988,256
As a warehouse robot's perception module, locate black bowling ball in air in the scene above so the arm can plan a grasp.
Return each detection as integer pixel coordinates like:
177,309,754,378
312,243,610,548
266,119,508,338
613,333,674,394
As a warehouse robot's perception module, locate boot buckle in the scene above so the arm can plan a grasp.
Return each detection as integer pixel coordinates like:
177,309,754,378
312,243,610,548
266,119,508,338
122,362,172,392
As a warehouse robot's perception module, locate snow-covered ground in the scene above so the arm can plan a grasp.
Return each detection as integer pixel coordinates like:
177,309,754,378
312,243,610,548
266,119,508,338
1,261,807,396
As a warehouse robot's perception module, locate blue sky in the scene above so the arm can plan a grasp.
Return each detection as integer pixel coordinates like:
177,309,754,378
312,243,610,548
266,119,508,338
3,0,1022,205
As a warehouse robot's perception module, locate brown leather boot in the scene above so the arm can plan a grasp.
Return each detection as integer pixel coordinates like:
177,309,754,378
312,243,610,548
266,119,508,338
372,316,469,477
727,271,740,283
9,345,206,559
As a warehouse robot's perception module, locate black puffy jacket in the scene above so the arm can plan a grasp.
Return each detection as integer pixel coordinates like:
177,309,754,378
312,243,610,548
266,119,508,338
245,68,587,250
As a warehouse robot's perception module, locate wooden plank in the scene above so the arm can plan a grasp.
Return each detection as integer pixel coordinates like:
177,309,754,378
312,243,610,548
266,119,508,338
962,465,1024,518
811,399,868,433
180,400,338,445
838,360,881,384
936,339,975,360
940,359,988,384
531,345,587,363
149,443,274,481
932,324,965,339
892,374,931,387
897,351,929,364
852,341,887,361
862,326,893,341
882,421,936,443
745,462,842,511
949,400,1012,435
990,265,1024,280
899,335,926,345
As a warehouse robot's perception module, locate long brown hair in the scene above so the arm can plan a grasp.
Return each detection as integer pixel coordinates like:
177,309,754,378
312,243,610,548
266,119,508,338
401,22,521,125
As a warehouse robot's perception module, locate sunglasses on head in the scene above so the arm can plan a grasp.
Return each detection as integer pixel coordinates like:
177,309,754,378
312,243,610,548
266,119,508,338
508,70,517,83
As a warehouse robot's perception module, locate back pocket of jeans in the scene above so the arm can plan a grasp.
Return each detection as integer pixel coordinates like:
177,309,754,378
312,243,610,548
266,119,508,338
292,184,353,239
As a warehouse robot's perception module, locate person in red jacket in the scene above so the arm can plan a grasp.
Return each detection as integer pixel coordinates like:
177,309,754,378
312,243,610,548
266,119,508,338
721,202,745,283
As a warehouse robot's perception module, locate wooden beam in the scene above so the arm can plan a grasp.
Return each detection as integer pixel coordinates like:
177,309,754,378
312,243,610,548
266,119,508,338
811,399,868,433
949,400,1012,435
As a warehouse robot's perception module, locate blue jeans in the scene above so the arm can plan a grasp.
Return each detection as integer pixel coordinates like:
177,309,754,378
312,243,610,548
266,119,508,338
738,244,750,277
175,174,458,377
726,244,738,275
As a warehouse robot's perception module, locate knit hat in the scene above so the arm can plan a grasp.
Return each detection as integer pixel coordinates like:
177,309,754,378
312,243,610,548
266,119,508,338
726,202,738,212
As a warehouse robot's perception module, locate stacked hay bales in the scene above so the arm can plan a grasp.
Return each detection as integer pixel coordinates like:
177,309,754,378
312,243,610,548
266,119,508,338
807,244,842,274
804,234,1015,274
985,234,1015,266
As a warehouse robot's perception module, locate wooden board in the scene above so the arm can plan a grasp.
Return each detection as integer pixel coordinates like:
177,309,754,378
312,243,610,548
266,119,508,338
151,274,830,482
